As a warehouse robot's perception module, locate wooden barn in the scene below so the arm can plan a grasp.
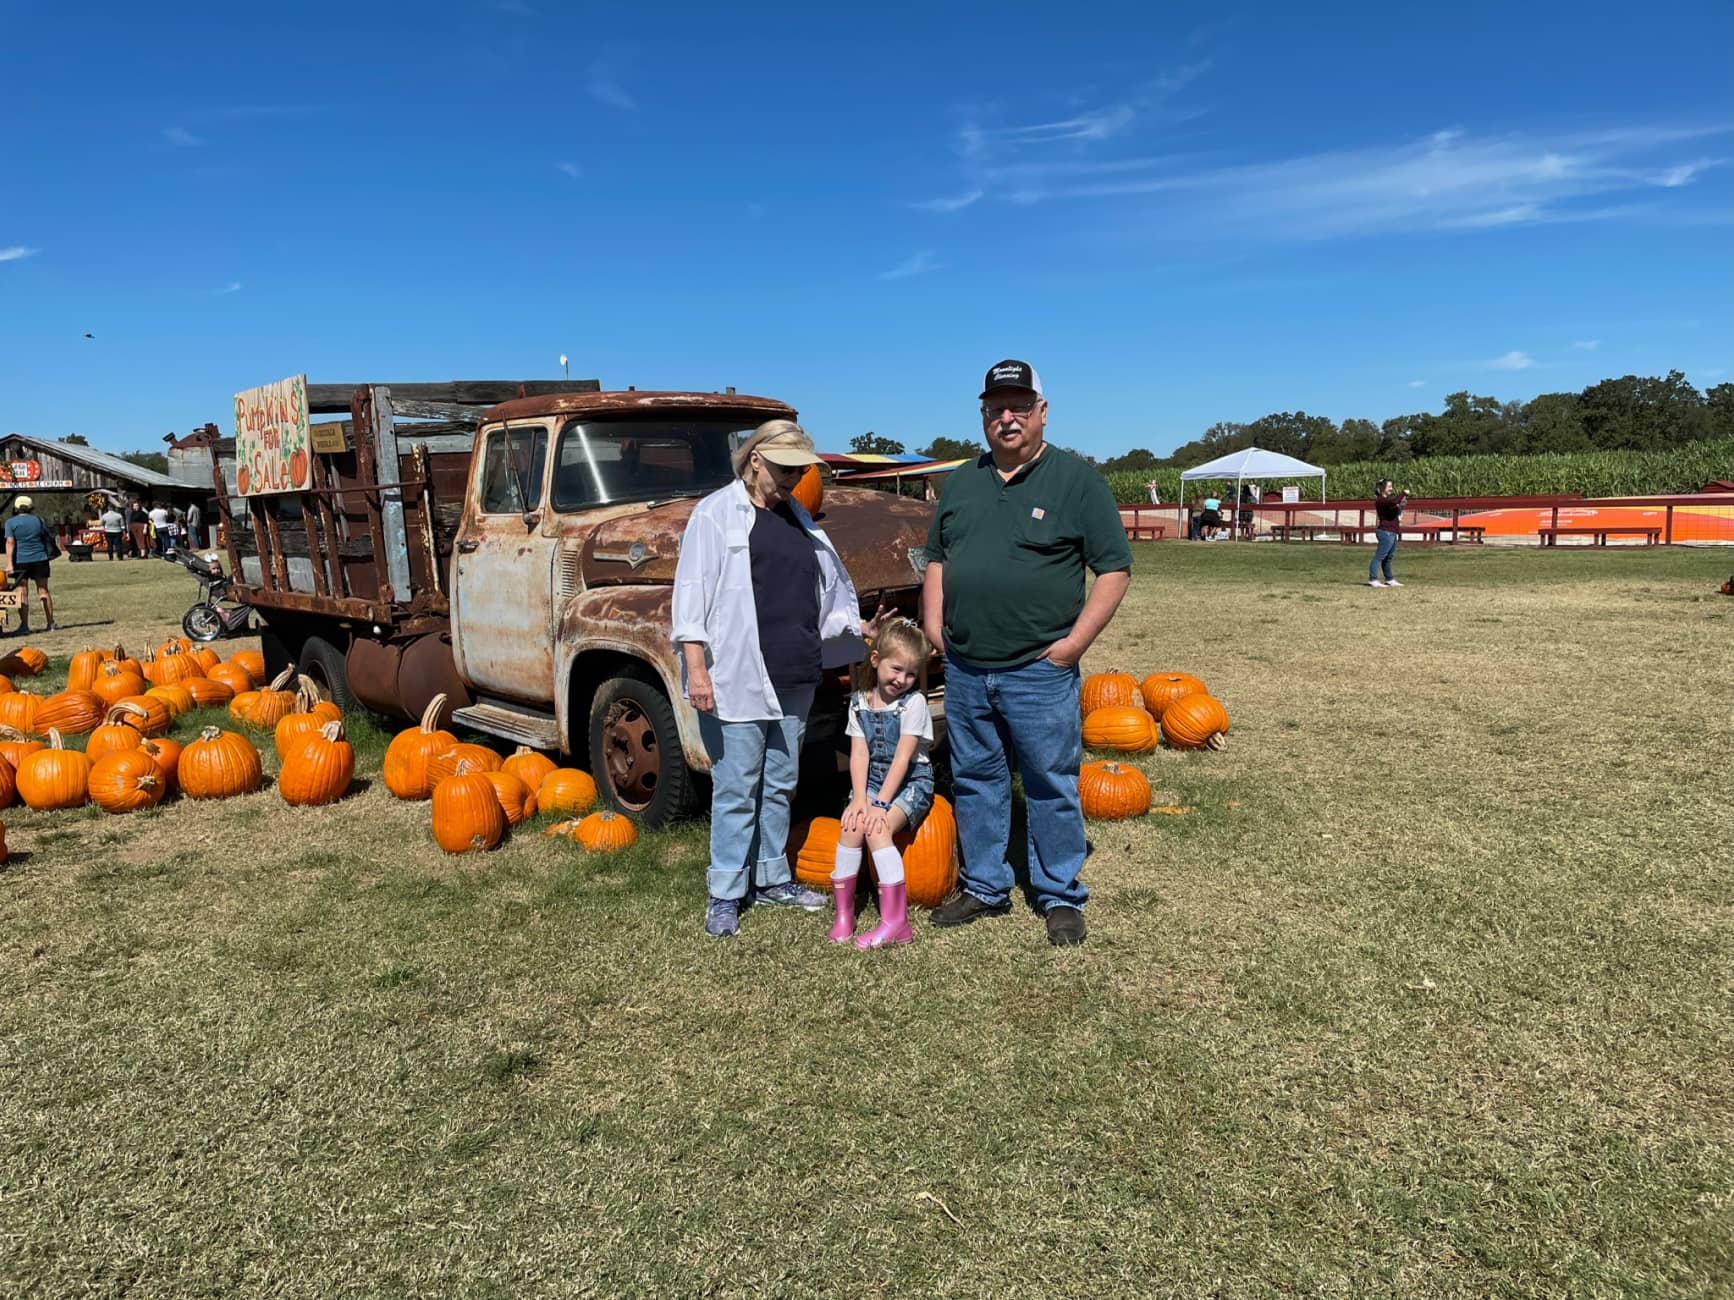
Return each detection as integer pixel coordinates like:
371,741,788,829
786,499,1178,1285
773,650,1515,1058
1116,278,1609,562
0,432,201,508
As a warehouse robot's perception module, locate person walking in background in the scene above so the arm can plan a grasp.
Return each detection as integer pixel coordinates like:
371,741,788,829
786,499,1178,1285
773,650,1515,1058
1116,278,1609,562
185,500,203,550
5,496,60,633
148,502,170,556
1368,478,1410,588
100,503,125,560
922,359,1132,948
128,501,148,558
672,420,889,940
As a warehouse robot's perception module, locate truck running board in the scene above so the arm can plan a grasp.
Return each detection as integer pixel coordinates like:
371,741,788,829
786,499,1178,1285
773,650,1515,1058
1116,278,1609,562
451,700,562,752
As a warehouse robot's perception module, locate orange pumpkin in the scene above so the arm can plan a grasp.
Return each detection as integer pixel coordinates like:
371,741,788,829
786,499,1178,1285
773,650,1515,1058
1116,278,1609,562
137,736,183,794
1079,760,1152,820
113,695,173,738
0,726,43,771
86,704,149,762
179,726,263,799
1159,693,1230,751
427,742,502,787
16,729,91,810
0,646,47,677
144,642,203,686
888,794,958,908
206,661,255,696
537,767,598,816
67,647,108,692
93,661,148,707
0,752,15,810
1082,704,1159,754
233,666,298,730
789,816,843,891
431,767,506,854
0,692,39,734
35,689,105,737
1080,671,1141,718
191,647,221,674
229,649,267,685
183,676,235,709
791,464,824,515
145,683,195,719
0,674,14,697
1139,672,1207,720
88,748,166,815
278,720,354,807
273,677,344,759
109,644,143,678
383,693,456,800
483,770,538,826
501,745,558,791
574,809,638,852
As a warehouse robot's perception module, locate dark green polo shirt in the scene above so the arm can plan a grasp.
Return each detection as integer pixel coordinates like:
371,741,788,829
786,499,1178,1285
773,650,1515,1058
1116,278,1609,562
926,446,1132,669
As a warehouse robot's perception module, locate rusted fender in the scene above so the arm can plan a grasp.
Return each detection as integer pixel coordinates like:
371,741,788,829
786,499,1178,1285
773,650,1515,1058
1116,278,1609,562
554,586,711,773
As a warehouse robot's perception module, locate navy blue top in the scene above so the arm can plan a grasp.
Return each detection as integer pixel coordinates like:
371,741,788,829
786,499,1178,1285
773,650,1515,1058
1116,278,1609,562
5,513,51,564
749,503,821,691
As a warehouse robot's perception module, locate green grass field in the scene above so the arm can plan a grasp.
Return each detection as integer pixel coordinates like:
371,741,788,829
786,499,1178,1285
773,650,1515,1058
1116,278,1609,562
2,545,1729,1298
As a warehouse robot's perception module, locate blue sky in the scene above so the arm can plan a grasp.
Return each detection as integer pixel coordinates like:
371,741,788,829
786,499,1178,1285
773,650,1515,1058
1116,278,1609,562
2,0,1729,459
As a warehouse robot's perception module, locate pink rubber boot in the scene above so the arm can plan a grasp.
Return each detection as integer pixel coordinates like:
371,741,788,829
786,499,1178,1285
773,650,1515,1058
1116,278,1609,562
828,874,859,944
856,880,912,949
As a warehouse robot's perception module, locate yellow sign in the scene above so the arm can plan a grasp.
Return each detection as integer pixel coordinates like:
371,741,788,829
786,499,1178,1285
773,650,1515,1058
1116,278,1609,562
310,421,350,454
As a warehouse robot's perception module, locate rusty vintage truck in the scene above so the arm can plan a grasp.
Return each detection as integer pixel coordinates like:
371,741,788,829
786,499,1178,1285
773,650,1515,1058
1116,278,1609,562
201,379,940,824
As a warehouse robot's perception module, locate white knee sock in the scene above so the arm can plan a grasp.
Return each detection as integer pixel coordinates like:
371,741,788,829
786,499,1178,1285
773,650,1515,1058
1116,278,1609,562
831,845,863,882
871,845,904,885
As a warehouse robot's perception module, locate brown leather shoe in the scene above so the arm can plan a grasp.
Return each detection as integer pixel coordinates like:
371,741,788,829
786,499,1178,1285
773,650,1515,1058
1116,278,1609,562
1045,907,1087,947
931,893,1012,928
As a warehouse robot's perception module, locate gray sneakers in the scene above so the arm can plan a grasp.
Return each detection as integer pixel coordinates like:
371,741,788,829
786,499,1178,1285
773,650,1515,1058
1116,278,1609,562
750,881,828,911
705,897,740,938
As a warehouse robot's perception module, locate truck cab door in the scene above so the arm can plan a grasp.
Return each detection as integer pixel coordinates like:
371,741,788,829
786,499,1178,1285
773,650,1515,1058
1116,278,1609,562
450,421,558,702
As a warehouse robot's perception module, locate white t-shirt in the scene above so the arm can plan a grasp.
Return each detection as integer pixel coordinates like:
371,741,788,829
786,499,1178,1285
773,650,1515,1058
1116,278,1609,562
845,690,934,765
148,507,170,529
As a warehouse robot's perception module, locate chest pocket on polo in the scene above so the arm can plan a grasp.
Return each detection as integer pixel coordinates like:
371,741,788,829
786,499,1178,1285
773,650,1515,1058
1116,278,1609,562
1014,506,1064,552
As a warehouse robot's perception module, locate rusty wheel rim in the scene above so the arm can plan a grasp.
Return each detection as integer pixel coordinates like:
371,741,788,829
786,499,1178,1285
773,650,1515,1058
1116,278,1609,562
603,703,659,811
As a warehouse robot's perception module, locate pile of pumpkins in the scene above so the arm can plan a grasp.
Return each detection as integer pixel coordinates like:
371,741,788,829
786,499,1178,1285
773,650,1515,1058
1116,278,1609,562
381,693,638,856
0,641,356,821
1078,671,1232,823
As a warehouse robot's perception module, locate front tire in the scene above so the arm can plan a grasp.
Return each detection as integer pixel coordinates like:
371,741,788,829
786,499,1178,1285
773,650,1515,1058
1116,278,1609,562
183,604,223,642
297,634,358,711
587,667,700,827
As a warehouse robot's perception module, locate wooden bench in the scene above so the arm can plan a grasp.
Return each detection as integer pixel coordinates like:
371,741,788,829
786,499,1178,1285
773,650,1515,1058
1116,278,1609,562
1276,524,1484,544
1126,522,1167,541
1537,526,1662,547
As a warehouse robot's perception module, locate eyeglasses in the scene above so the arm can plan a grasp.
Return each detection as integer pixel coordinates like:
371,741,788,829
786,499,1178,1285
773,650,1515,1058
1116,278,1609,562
981,401,1040,418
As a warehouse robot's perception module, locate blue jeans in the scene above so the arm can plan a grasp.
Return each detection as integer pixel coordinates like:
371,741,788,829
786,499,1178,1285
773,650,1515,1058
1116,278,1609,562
1370,529,1398,581
698,686,813,901
943,654,1088,912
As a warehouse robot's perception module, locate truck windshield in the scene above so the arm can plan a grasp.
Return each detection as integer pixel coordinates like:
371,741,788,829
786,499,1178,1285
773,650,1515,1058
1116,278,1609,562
550,418,749,511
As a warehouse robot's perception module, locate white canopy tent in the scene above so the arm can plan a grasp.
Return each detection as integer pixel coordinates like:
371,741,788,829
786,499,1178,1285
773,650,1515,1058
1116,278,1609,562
1177,446,1327,539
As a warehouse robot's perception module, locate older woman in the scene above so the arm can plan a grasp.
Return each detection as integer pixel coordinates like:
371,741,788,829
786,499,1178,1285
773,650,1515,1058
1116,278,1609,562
672,420,884,938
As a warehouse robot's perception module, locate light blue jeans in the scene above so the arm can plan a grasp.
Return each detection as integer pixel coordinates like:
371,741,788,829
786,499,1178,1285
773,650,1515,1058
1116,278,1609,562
1370,528,1398,581
698,686,814,901
943,654,1089,913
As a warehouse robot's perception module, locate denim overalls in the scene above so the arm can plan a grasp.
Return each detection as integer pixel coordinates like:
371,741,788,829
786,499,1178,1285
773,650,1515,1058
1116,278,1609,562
852,691,934,829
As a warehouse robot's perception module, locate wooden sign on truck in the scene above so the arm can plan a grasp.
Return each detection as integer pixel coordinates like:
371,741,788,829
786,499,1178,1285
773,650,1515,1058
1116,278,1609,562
234,375,313,496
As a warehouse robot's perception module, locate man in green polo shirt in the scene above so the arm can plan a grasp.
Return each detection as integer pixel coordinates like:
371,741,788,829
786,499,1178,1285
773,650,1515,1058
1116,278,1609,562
921,360,1132,946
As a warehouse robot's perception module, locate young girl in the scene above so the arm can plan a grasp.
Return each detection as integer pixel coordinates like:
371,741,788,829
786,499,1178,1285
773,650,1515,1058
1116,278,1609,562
829,619,935,949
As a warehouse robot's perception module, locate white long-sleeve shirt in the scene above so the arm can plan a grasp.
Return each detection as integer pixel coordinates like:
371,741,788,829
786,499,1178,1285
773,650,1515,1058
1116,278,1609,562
671,478,866,722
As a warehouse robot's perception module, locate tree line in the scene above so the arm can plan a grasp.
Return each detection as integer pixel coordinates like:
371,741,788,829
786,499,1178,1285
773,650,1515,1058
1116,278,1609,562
847,371,1734,472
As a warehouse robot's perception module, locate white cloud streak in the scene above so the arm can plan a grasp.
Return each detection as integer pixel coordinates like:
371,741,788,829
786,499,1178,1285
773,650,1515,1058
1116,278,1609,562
879,250,945,281
0,246,38,262
1407,379,1427,388
163,126,206,147
908,190,983,214
1573,339,1600,350
556,161,582,179
588,59,635,110
1488,350,1537,371
219,281,242,294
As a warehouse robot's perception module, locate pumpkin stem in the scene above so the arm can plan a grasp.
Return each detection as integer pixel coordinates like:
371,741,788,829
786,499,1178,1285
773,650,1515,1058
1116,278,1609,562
1206,733,1228,752
46,727,64,750
135,773,159,792
198,725,222,742
103,702,148,725
418,693,449,734
266,665,296,691
318,720,345,742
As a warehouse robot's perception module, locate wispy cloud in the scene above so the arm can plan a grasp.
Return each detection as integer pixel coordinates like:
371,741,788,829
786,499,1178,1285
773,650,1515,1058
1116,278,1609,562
937,120,1729,242
163,125,206,147
588,58,635,110
218,281,242,295
555,161,582,179
908,190,983,214
1572,339,1600,350
1487,350,1537,370
1,246,38,263
1407,379,1427,388
879,250,946,281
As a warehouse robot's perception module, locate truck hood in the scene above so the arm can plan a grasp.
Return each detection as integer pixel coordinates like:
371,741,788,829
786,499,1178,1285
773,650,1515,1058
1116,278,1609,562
578,487,934,594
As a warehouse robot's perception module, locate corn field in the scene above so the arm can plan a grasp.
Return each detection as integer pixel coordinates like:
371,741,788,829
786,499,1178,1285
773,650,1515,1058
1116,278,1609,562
1107,439,1734,503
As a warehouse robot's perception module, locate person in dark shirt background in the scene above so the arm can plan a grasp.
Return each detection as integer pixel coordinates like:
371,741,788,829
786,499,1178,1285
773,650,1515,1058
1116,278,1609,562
1368,479,1410,587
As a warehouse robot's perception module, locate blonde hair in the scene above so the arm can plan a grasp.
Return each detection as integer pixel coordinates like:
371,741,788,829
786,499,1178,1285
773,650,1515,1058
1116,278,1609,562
732,418,811,480
853,617,932,693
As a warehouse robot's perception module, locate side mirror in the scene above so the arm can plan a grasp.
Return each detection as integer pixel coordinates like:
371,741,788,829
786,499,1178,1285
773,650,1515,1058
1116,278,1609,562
522,509,541,530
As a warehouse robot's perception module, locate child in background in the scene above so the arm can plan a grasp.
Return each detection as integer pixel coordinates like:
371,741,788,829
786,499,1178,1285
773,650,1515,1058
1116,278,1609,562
830,619,935,949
